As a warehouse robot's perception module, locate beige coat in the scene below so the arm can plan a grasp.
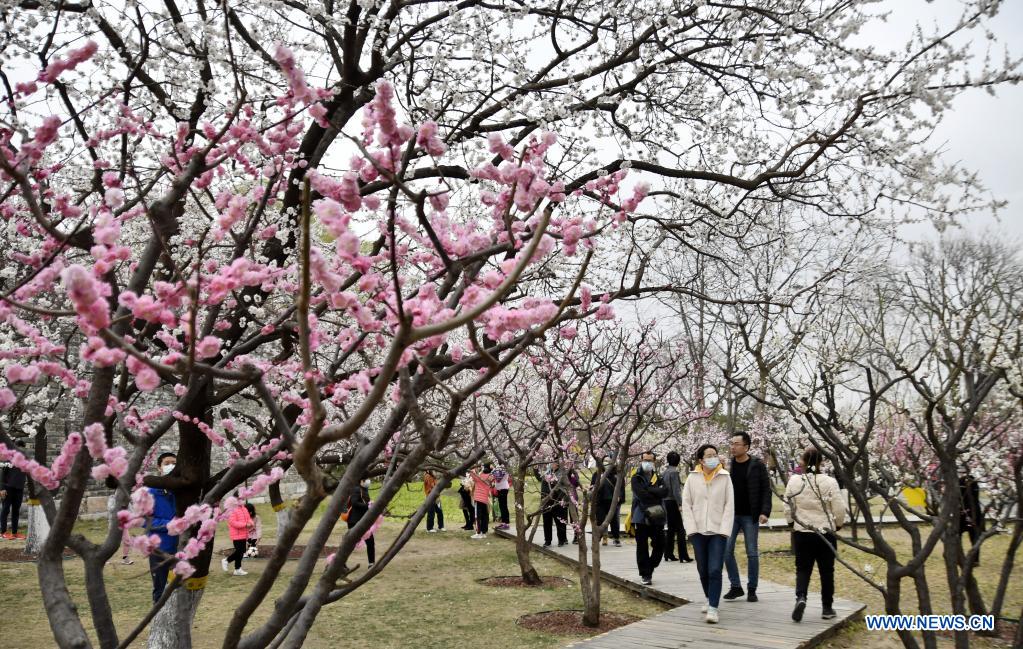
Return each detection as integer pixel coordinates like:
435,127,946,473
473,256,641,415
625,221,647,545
681,468,734,537
783,473,847,533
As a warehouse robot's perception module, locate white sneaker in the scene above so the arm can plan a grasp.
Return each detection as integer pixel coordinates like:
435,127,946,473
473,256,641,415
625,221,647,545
427,529,437,533
471,533,484,539
221,558,229,572
706,607,719,624
233,568,248,576
701,601,709,613
438,528,446,532
367,563,375,568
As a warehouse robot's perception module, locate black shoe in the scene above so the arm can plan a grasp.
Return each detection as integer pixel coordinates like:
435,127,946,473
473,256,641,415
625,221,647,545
543,542,551,547
822,606,836,619
664,555,677,562
680,557,693,563
747,590,758,603
722,586,745,600
792,598,806,622
641,576,652,586
557,541,568,547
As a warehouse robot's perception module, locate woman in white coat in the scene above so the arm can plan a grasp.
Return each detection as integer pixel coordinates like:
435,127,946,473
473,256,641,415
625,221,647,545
681,443,734,624
783,446,847,622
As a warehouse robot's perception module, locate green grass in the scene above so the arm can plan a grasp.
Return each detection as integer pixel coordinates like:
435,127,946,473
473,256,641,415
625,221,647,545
0,502,667,648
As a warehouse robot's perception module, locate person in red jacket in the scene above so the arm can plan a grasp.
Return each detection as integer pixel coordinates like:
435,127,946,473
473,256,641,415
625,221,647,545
221,500,254,575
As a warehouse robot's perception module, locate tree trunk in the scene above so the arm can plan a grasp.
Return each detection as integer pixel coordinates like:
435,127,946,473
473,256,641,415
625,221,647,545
580,493,600,628
513,466,541,586
270,480,291,544
911,568,938,649
25,424,49,555
885,571,920,649
146,586,205,649
24,500,50,555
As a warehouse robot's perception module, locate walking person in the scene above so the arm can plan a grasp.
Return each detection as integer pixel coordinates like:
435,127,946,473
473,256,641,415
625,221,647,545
146,452,178,602
457,473,475,530
784,446,846,622
345,476,377,567
681,444,734,624
493,465,511,531
1,439,27,540
723,431,772,602
631,451,668,586
221,499,254,576
564,460,581,544
537,462,568,546
593,456,624,547
469,464,495,538
662,451,692,562
959,468,983,563
423,469,445,532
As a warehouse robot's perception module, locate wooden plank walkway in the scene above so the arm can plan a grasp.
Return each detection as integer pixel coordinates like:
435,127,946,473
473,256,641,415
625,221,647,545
494,526,865,649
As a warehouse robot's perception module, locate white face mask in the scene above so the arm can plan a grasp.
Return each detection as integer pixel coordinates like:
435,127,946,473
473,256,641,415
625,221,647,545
703,457,719,470
161,463,175,475
361,480,371,488
641,461,654,473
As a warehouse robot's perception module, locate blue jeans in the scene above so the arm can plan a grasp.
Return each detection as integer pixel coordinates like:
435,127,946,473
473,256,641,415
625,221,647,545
725,514,760,590
690,533,727,607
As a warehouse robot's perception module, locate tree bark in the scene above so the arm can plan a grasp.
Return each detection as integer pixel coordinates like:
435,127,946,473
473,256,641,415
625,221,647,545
24,500,50,555
513,466,542,586
269,480,292,544
146,587,204,649
579,492,601,628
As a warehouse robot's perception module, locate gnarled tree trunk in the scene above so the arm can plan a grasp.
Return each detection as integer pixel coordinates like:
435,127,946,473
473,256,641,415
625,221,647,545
147,587,205,649
513,465,542,585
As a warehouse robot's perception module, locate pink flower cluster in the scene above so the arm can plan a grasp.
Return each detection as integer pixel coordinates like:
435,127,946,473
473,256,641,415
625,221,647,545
81,422,129,481
39,41,98,83
238,467,285,499
61,265,110,333
0,432,81,490
273,43,314,104
117,487,155,530
416,121,447,157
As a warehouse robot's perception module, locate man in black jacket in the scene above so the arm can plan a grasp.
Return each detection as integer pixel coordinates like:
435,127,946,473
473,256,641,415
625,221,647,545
631,451,668,585
1,439,28,540
723,432,772,602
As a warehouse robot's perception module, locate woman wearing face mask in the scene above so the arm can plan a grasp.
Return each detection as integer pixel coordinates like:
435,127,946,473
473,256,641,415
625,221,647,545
631,452,668,586
681,444,734,624
784,446,846,622
344,477,377,567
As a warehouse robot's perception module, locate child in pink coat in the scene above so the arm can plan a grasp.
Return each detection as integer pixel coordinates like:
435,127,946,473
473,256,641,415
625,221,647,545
221,502,254,575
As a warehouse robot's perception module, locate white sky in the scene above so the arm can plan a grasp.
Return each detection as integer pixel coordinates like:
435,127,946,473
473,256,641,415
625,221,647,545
883,1,1023,241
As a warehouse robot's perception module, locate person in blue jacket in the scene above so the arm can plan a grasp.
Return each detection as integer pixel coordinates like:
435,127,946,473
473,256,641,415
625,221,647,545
147,452,178,602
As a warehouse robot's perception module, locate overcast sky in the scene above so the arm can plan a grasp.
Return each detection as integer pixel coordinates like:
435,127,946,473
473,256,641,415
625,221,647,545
883,1,1022,242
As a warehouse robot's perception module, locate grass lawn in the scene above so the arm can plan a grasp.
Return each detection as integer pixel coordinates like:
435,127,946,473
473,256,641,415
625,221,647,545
0,500,667,648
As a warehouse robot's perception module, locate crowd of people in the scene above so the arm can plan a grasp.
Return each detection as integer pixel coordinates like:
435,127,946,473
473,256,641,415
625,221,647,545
1,433,848,626
622,434,847,625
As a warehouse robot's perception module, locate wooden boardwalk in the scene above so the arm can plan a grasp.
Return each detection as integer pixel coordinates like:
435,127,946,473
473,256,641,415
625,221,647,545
494,526,865,649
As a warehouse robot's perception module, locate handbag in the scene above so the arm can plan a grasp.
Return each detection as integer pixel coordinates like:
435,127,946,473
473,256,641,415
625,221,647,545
644,504,666,522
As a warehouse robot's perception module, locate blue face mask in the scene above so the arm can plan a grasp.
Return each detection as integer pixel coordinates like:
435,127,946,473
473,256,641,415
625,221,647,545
703,457,720,470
